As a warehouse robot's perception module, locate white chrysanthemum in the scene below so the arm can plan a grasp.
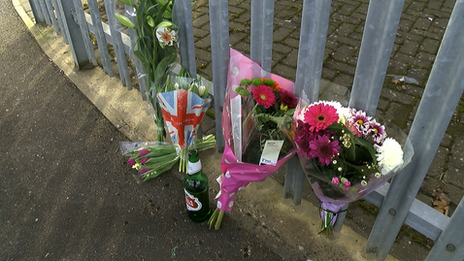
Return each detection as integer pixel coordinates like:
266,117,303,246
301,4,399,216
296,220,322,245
375,138,404,175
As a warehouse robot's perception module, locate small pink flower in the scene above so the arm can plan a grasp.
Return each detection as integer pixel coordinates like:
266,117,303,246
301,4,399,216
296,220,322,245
127,159,136,166
139,168,151,174
343,180,351,187
140,157,149,164
138,149,150,157
332,177,340,185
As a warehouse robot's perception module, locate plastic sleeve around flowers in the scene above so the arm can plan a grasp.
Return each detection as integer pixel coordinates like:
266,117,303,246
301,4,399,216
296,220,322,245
215,48,298,212
293,93,415,206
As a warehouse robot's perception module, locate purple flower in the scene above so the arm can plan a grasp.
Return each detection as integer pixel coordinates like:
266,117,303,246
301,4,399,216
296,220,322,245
308,135,340,166
140,157,149,164
139,168,151,174
127,159,136,166
332,177,340,185
138,149,150,157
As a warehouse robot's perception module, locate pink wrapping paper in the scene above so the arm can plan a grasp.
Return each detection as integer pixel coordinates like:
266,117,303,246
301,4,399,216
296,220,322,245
216,48,296,211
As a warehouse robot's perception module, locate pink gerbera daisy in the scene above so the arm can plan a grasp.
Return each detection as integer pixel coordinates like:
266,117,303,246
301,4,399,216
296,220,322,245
304,103,339,132
308,135,340,165
252,85,276,109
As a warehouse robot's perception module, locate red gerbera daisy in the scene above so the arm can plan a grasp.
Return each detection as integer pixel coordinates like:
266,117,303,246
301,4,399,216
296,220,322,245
252,85,276,109
304,103,339,132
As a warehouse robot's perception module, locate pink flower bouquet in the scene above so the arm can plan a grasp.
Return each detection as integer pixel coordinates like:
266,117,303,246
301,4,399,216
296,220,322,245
293,98,413,235
207,48,297,229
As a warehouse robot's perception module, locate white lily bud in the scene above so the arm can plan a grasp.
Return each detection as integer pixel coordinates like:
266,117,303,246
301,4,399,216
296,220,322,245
198,85,206,96
174,83,179,90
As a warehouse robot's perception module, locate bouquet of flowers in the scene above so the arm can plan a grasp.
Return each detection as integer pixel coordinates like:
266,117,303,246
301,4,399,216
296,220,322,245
120,134,216,181
115,0,179,141
293,98,413,235
120,74,213,181
157,74,212,172
207,48,297,229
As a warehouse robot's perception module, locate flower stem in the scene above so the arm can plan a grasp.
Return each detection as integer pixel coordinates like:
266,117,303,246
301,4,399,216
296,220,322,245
207,208,224,230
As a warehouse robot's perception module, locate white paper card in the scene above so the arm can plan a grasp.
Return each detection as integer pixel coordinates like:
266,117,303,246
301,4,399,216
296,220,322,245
230,95,242,161
259,140,284,166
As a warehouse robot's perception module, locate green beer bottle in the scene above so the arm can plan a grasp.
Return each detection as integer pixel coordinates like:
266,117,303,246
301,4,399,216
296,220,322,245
184,149,211,222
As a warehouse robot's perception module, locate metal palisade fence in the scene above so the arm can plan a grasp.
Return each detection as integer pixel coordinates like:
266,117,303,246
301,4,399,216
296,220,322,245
28,0,464,260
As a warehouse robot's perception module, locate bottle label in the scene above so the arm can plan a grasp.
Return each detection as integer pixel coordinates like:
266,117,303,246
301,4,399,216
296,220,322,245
187,161,202,175
184,189,202,211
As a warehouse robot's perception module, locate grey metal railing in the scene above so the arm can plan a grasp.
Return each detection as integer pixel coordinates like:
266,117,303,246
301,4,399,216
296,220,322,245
27,0,464,260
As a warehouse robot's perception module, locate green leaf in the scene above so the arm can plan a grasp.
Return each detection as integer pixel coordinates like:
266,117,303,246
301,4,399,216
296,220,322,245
116,0,137,8
115,13,136,29
235,86,250,96
156,0,172,12
153,52,177,86
354,138,377,164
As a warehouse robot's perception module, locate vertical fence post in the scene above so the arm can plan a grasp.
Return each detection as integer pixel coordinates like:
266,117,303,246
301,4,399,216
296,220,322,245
29,0,46,24
88,0,114,77
51,0,69,44
173,0,197,78
425,196,464,261
37,0,52,25
250,0,274,72
209,0,229,152
72,0,97,67
366,1,464,259
103,0,132,89
284,0,331,205
349,0,406,117
58,0,91,69
44,0,59,32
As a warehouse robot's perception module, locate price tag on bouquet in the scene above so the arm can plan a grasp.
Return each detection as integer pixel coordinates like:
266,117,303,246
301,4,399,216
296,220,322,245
259,140,284,166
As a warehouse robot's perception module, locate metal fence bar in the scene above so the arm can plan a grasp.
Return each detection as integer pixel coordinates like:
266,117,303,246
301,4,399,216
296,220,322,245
103,0,132,89
364,182,449,241
426,195,464,261
250,0,274,72
209,0,229,152
37,0,52,25
283,0,332,206
28,0,46,23
348,0,405,117
72,0,97,67
44,0,59,32
58,0,91,69
365,1,464,259
51,0,69,44
87,0,114,77
173,0,197,78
